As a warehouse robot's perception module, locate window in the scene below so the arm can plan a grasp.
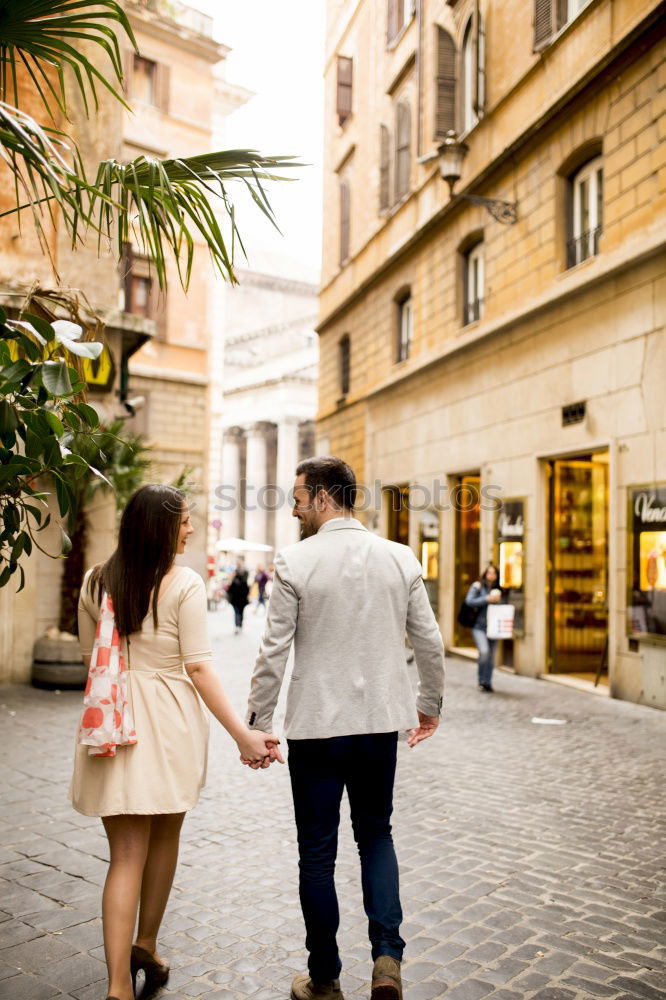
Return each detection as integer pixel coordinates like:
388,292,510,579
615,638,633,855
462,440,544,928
387,0,414,43
124,52,170,112
396,291,412,362
386,484,410,545
122,245,166,338
336,56,353,127
339,334,351,397
534,0,593,48
435,28,456,139
339,180,351,265
461,19,477,133
395,102,411,200
379,124,391,211
568,157,603,267
463,242,484,324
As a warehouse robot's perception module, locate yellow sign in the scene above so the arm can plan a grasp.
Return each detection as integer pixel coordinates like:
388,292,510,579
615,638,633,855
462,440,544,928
82,345,114,389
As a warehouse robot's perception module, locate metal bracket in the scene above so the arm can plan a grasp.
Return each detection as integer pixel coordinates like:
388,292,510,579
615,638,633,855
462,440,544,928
455,193,518,225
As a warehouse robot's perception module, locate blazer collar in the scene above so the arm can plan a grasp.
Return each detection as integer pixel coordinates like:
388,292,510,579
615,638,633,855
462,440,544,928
317,517,367,534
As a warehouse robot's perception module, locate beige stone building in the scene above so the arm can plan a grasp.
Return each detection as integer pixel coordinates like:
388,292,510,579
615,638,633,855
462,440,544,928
318,0,666,707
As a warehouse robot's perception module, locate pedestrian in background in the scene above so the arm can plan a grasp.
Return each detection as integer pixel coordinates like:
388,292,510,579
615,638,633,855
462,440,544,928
254,564,270,613
465,563,502,692
226,558,250,633
246,456,445,1000
71,485,280,1000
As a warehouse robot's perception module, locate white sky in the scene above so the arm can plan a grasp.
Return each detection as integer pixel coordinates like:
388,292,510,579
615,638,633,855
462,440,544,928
194,0,326,281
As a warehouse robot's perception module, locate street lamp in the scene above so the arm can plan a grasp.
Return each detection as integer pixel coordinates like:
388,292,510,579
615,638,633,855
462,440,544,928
437,130,518,225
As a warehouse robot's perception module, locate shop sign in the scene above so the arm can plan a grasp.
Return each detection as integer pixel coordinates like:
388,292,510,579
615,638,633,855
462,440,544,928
495,498,525,636
628,484,666,640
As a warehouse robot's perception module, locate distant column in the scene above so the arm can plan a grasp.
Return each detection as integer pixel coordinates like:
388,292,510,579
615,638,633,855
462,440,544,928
245,423,269,545
275,417,301,551
221,426,243,539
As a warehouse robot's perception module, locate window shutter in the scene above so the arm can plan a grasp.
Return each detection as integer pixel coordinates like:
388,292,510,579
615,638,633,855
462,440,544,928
555,0,568,30
380,125,391,210
123,49,134,97
395,102,411,199
155,62,170,113
339,335,350,396
473,3,485,116
435,28,456,139
340,181,350,264
387,0,398,41
337,56,353,126
534,0,553,47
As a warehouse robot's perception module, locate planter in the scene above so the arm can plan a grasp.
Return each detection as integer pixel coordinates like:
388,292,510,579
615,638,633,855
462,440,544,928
32,636,87,689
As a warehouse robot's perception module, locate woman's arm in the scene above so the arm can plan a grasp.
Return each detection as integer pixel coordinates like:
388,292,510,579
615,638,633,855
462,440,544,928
464,583,487,607
185,661,283,767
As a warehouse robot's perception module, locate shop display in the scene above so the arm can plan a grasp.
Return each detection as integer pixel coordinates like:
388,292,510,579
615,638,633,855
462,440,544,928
627,485,666,639
495,498,525,635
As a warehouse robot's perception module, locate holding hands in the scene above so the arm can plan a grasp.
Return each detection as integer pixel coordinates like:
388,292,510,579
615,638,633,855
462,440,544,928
237,728,284,770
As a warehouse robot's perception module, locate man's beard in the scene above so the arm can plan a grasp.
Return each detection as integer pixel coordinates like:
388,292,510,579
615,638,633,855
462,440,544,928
299,518,317,539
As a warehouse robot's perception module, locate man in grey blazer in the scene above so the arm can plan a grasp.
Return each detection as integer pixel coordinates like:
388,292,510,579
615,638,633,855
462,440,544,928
246,456,445,1000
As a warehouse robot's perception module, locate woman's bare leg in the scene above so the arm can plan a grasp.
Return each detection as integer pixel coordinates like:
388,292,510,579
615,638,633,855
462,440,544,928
134,812,186,960
102,815,151,1000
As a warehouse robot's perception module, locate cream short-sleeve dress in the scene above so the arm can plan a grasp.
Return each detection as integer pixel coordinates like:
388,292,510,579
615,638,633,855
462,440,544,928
69,565,211,817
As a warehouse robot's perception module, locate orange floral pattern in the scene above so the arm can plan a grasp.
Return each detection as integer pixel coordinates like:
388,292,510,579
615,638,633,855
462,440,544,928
78,592,137,758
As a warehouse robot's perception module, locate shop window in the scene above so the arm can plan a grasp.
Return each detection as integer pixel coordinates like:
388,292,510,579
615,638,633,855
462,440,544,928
337,56,353,127
386,484,410,545
627,485,666,639
396,289,412,363
379,124,391,211
534,0,594,49
463,240,484,325
339,334,351,398
339,180,351,265
395,101,411,200
387,0,415,43
568,156,603,267
435,28,456,139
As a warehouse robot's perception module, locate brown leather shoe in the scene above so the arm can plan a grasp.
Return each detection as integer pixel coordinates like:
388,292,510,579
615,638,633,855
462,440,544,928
291,973,344,1000
371,956,402,1000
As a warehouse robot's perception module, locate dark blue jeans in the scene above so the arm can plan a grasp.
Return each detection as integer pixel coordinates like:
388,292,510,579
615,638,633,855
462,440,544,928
472,627,497,686
288,733,405,982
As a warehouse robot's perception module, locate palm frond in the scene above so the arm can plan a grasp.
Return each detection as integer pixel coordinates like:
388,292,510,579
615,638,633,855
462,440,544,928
0,0,136,121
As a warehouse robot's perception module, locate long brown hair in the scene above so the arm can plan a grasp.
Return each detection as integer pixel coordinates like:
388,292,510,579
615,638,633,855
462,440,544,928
88,484,186,636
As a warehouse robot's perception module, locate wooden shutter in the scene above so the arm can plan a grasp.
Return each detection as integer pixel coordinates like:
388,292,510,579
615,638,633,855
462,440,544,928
387,0,398,41
123,49,134,97
534,0,553,48
395,102,411,199
337,56,353,126
435,28,456,139
339,181,350,264
379,125,391,210
155,62,170,113
473,1,485,116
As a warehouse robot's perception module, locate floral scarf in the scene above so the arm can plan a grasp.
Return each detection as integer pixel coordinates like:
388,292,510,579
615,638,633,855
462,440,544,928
78,591,137,758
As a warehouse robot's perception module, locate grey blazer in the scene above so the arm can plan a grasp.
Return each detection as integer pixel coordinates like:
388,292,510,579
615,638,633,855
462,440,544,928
246,517,445,740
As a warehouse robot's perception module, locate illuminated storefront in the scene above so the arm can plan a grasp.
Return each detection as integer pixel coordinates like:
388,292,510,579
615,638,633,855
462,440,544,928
627,485,666,641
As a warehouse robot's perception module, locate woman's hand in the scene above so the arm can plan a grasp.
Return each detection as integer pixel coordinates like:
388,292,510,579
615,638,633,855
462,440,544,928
237,728,284,769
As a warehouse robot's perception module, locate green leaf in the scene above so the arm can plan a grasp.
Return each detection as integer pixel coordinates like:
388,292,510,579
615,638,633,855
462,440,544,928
0,566,11,588
1,358,33,385
43,434,63,468
24,502,44,526
11,532,26,561
73,402,99,428
41,361,72,396
59,525,72,556
20,313,56,343
43,410,64,437
0,400,19,432
16,563,25,593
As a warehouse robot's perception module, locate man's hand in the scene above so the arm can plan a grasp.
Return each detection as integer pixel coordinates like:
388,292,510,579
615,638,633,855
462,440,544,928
407,711,440,747
240,737,284,770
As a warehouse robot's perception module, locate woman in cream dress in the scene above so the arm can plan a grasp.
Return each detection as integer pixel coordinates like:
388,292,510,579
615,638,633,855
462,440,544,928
71,484,282,1000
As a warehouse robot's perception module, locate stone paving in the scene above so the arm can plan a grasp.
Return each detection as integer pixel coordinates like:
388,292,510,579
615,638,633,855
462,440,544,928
1,604,665,1000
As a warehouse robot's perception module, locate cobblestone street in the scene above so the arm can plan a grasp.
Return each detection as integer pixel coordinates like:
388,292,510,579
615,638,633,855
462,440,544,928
1,606,665,1000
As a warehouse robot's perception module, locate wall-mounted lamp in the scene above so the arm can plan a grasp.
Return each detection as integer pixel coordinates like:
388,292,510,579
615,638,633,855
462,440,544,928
437,131,518,225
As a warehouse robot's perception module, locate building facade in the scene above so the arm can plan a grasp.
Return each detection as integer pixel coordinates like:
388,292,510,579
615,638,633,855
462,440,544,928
319,0,666,707
216,259,319,559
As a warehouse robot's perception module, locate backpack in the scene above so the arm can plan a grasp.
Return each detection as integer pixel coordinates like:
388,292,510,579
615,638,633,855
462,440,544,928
457,590,479,628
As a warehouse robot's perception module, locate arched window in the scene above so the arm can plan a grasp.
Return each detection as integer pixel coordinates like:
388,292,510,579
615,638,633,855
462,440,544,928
339,334,351,397
395,102,411,200
568,156,603,267
379,124,391,211
339,180,350,265
395,288,412,362
461,18,477,134
435,28,456,139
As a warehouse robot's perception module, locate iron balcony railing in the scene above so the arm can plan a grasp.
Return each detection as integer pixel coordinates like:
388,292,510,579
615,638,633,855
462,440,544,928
464,297,484,326
567,225,602,268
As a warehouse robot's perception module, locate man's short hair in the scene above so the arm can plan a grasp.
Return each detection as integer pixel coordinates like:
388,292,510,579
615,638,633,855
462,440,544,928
295,456,357,511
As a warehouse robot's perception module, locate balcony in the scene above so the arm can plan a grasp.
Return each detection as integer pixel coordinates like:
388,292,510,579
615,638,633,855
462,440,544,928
567,226,602,268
